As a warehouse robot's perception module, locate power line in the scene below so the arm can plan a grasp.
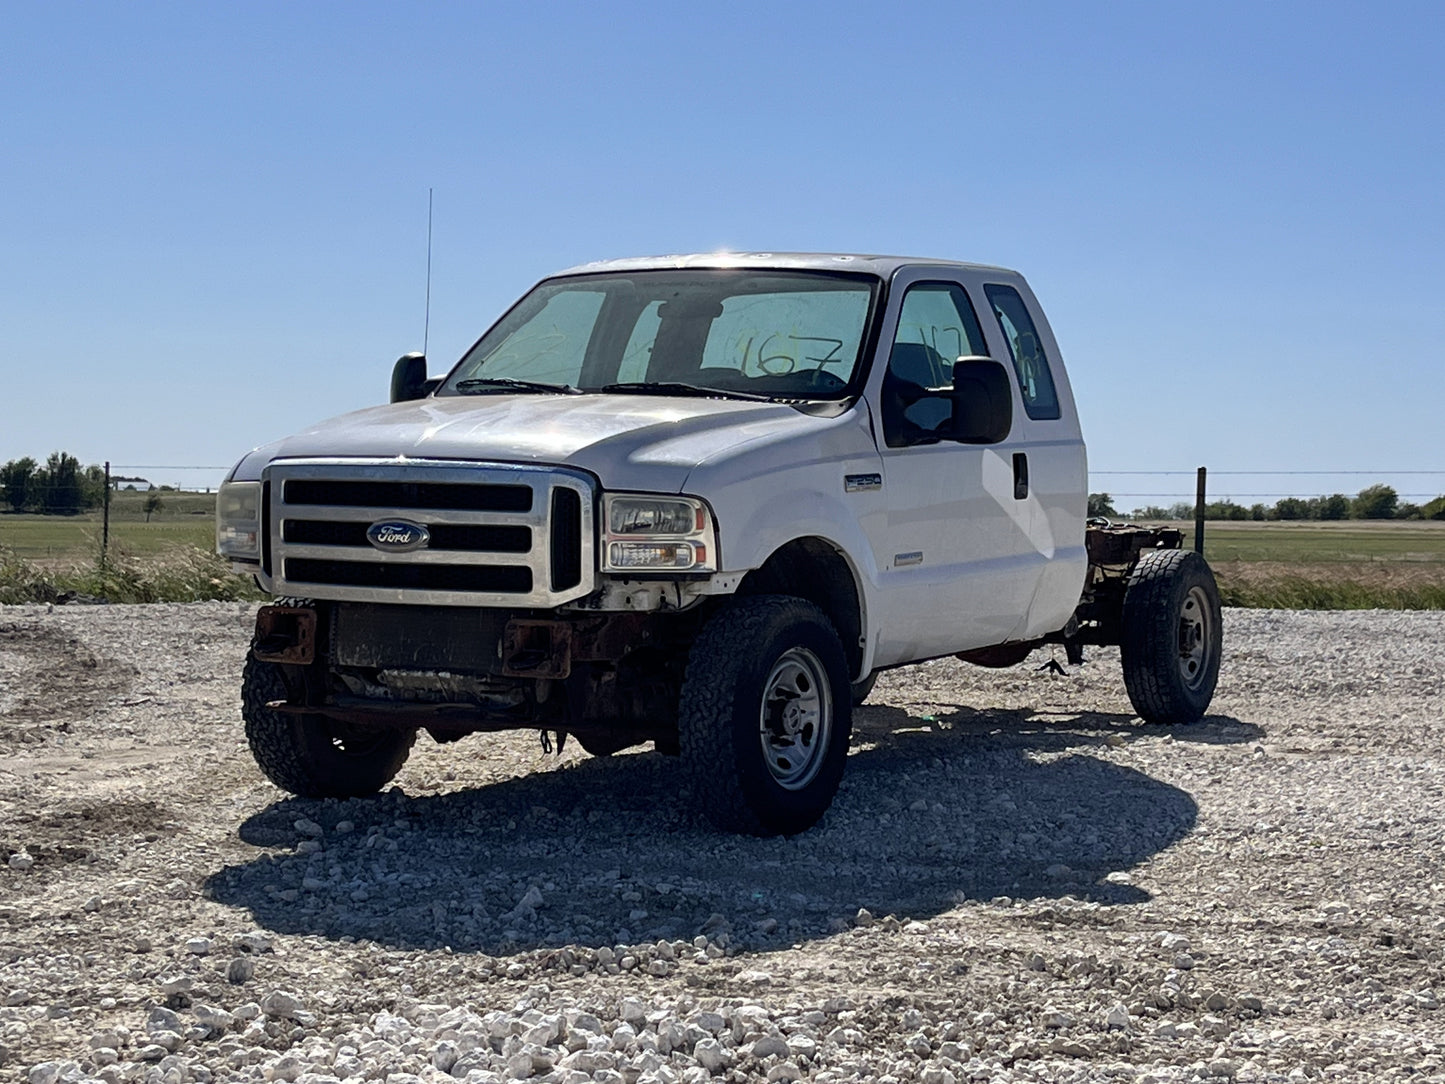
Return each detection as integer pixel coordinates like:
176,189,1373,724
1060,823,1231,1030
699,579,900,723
1092,469,1445,476
101,468,1445,474
1107,493,1442,499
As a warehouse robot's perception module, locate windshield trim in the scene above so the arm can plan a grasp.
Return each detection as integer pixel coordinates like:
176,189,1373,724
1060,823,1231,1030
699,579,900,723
435,268,886,402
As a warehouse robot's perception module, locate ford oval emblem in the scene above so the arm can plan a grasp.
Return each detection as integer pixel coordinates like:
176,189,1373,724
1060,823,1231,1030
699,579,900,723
366,520,430,553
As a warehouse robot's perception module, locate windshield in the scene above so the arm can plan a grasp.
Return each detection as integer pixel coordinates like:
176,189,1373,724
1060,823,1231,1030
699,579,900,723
439,269,880,400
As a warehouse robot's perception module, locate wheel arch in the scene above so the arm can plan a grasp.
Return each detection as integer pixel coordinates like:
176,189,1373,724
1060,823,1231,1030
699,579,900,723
735,536,867,681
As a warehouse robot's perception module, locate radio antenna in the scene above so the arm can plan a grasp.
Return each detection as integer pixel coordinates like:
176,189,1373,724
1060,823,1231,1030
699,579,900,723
423,187,434,355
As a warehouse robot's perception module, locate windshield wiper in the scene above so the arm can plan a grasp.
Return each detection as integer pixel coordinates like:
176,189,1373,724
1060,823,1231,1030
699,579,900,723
597,381,776,402
454,377,582,395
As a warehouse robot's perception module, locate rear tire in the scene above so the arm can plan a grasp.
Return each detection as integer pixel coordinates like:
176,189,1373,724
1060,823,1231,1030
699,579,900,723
679,596,852,835
242,655,415,797
1120,549,1222,724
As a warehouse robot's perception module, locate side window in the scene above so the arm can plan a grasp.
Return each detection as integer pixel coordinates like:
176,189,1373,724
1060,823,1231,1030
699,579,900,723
882,283,990,447
984,284,1061,421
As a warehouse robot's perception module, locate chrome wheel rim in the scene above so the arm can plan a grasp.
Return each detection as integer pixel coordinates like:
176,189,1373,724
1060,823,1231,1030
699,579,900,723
1177,585,1213,690
758,647,832,790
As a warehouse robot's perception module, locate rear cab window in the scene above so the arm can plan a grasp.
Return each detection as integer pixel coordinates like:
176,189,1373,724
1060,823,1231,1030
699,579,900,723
984,284,1061,421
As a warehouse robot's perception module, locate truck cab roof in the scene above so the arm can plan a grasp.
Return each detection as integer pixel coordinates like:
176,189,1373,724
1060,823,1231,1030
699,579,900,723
555,252,1021,280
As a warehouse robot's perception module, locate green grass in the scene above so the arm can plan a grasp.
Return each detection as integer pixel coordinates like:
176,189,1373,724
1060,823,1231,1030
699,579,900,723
0,492,217,562
3,505,1444,608
1164,521,1445,609
1187,520,1445,564
0,493,263,603
0,517,215,560
0,544,263,605
1217,576,1445,610
1161,520,1445,607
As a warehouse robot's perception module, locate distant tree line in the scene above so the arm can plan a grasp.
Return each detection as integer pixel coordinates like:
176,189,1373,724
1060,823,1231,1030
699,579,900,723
0,453,110,515
1090,485,1445,522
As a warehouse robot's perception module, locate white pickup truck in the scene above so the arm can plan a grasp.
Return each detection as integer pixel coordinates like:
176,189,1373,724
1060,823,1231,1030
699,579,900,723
218,253,1222,835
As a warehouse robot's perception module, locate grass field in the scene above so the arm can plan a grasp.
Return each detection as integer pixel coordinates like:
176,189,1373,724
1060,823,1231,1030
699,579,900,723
0,491,216,563
1188,520,1445,564
2,502,1444,607
0,493,255,604
1171,521,1445,608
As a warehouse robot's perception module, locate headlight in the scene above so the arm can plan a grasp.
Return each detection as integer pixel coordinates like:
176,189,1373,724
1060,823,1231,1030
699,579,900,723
602,494,717,573
217,481,262,561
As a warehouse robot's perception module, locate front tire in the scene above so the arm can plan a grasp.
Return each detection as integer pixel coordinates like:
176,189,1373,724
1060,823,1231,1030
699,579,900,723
678,596,852,835
242,655,415,797
1120,549,1222,724
850,672,878,705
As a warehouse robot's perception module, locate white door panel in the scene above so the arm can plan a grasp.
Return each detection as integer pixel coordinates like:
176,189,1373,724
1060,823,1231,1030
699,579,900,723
860,268,1086,666
868,444,1042,666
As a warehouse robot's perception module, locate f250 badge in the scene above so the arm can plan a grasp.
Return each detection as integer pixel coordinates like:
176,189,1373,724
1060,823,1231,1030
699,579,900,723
366,520,430,553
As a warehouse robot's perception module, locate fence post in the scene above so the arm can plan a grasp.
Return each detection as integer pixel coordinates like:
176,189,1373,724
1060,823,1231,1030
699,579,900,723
1194,466,1206,555
102,461,111,567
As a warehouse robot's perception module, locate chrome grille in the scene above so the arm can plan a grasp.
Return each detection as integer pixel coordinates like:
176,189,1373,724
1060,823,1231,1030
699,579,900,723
264,459,596,607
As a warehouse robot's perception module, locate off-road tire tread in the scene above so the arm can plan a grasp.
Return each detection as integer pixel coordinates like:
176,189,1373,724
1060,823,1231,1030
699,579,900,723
1120,549,1222,725
242,653,414,798
678,595,851,835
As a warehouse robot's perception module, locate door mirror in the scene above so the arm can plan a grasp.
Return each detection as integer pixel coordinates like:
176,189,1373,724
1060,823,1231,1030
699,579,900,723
390,353,430,403
948,356,1013,444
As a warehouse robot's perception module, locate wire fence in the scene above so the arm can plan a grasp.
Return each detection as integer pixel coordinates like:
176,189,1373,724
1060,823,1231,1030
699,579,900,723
1090,470,1445,505
0,462,231,516
4,463,1445,513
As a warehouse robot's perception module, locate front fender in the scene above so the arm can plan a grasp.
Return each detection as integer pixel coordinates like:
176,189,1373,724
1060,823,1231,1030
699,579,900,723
709,482,887,676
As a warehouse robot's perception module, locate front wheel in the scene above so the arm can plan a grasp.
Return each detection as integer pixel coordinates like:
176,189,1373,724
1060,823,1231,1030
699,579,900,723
1120,549,1222,724
850,672,878,706
678,597,852,835
242,655,415,797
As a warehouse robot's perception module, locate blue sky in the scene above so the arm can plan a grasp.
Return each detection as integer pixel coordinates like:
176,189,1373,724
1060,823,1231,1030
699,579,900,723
3,1,1442,508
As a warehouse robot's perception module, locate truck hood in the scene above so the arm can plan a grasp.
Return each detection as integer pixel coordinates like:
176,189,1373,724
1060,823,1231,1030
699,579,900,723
230,393,849,493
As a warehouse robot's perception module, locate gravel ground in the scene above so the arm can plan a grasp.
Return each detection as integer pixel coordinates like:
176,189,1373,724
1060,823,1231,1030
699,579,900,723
1,603,1443,1084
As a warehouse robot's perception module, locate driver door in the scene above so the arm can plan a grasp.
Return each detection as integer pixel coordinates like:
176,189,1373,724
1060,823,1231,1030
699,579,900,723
864,273,1041,666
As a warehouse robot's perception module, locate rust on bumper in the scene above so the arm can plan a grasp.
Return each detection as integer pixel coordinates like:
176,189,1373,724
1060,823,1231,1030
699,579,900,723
252,606,318,665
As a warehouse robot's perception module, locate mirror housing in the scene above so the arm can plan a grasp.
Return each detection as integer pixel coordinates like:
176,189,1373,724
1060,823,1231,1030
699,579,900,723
390,353,431,403
947,356,1012,444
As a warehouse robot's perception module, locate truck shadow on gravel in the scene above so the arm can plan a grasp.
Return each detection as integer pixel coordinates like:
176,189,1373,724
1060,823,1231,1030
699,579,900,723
205,707,1258,957
860,705,1264,749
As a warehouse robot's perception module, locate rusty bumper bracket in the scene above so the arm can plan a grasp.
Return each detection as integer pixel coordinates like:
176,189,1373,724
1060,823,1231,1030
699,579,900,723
502,620,573,679
252,606,317,665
